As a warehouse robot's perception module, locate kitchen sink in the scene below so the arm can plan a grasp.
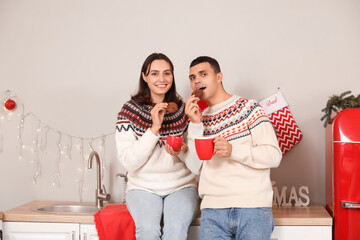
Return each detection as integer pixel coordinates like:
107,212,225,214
32,203,100,215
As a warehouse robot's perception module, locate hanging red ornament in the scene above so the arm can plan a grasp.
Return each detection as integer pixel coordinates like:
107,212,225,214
4,99,16,110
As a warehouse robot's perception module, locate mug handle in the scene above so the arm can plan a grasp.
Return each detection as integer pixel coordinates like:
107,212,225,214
160,138,167,146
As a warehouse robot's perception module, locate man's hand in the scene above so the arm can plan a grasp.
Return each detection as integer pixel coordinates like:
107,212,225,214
185,96,201,123
214,136,232,158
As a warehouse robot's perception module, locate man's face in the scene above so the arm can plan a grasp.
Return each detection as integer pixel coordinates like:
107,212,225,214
189,62,221,101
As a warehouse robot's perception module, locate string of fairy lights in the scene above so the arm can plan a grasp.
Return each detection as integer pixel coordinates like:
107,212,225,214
0,90,115,201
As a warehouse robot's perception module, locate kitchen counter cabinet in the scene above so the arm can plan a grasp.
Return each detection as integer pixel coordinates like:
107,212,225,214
3,201,332,240
272,204,332,226
3,222,79,240
80,224,99,240
270,205,332,240
3,222,98,240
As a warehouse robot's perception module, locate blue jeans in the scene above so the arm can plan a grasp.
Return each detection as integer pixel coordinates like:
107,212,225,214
200,207,274,240
126,187,199,240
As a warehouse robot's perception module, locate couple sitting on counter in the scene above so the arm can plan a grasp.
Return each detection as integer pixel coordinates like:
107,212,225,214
115,53,282,240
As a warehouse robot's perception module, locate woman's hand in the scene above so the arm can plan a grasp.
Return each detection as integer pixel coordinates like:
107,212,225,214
150,103,168,135
165,143,187,156
185,96,201,123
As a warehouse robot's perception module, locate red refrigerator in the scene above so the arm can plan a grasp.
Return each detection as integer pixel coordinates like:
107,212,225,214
326,108,360,240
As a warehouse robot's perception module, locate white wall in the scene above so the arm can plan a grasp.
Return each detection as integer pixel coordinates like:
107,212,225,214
1,0,360,211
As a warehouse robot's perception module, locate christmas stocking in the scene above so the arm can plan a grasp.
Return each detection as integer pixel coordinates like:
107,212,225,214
259,91,303,155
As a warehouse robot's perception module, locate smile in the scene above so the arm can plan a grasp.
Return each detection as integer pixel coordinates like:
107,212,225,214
156,84,168,88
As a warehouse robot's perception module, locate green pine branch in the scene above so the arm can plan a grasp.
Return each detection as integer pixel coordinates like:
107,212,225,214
321,91,360,127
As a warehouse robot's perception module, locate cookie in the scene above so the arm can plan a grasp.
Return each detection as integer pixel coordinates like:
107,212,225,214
191,89,203,97
167,102,178,113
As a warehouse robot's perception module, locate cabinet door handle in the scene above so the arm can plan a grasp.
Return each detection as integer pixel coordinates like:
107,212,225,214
72,231,76,240
83,233,87,240
341,201,360,209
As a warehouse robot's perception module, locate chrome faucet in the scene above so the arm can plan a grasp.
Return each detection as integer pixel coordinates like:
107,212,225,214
88,151,111,209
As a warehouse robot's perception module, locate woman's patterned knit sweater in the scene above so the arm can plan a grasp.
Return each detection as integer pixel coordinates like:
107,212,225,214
116,99,197,195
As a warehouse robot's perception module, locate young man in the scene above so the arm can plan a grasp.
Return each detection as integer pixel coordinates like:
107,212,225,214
185,56,282,240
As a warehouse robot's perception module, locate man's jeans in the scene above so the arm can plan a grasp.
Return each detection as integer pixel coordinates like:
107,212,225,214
200,207,274,240
126,187,199,240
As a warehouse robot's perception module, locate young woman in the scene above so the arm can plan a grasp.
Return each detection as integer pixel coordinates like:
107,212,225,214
116,53,199,240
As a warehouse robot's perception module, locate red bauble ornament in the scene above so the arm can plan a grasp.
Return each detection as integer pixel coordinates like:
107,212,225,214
4,99,16,110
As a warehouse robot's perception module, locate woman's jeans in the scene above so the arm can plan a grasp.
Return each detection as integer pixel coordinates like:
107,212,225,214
126,187,199,240
200,207,274,240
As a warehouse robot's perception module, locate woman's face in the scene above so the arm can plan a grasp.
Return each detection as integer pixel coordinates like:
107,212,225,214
142,59,173,103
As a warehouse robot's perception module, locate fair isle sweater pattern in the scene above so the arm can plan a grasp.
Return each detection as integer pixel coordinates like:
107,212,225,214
202,97,269,141
116,100,188,140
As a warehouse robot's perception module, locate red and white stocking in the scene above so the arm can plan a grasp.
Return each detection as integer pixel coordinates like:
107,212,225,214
259,92,303,155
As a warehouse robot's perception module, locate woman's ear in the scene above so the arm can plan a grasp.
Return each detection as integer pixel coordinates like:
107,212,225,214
142,73,147,82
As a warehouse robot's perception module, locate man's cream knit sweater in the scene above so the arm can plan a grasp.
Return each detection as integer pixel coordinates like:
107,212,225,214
187,95,282,209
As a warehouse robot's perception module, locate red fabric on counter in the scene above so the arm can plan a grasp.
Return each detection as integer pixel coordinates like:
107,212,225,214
94,204,135,240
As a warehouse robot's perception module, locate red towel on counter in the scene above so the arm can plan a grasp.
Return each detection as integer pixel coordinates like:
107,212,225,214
94,204,135,240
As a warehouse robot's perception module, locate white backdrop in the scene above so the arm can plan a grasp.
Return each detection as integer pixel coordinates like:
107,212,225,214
1,0,360,211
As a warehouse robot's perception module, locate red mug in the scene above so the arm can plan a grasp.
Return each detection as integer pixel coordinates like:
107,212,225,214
161,135,183,151
195,137,215,160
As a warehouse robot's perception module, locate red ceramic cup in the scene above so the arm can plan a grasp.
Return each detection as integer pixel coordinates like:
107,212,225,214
195,137,215,160
162,135,183,151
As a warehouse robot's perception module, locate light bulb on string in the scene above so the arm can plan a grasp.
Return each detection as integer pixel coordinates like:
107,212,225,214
67,136,72,160
31,119,42,184
40,126,49,154
78,138,85,202
52,132,62,188
33,170,40,184
100,135,106,180
18,110,25,159
89,139,95,152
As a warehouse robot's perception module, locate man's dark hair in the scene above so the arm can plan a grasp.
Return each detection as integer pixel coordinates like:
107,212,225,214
190,56,221,73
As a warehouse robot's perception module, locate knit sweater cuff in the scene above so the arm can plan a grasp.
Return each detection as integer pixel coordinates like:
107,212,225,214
188,122,204,139
141,128,160,148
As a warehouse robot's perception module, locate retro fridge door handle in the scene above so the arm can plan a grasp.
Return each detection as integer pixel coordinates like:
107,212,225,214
341,201,360,209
